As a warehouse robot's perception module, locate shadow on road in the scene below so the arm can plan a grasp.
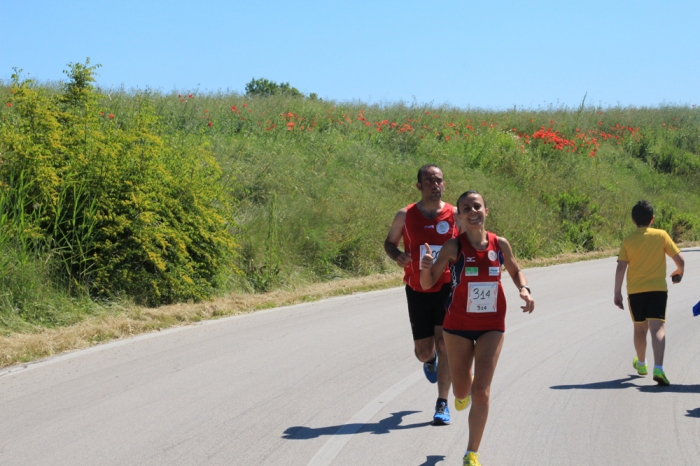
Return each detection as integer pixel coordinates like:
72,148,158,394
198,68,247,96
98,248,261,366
282,410,432,440
419,455,446,465
550,375,642,390
686,408,700,418
551,375,700,394
637,384,700,393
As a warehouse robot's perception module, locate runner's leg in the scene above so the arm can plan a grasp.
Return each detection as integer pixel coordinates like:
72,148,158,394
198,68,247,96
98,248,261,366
648,320,665,367
434,326,451,399
467,331,504,453
633,321,648,362
443,332,475,400
414,337,436,362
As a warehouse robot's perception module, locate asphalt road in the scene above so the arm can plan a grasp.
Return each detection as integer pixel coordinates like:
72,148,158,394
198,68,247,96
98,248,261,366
2,249,699,465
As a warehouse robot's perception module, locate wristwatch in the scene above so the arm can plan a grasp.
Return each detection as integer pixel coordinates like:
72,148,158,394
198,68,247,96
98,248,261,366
520,285,531,294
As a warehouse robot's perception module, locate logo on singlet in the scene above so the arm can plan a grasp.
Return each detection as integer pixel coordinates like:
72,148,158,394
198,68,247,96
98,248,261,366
488,250,497,261
466,257,476,263
436,221,450,235
465,267,478,276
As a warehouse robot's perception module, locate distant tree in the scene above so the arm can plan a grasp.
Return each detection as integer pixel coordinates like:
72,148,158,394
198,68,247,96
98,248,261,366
245,78,304,98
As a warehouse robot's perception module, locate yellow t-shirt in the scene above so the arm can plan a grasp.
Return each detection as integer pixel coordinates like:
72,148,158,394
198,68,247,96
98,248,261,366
618,227,680,294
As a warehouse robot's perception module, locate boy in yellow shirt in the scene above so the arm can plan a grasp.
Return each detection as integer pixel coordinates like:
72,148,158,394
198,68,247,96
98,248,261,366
614,200,684,386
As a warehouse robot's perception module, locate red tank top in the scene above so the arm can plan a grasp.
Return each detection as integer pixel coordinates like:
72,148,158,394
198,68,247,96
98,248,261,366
402,202,458,292
443,232,507,331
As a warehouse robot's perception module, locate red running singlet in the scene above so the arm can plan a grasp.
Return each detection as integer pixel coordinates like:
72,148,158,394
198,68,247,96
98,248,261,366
402,202,458,292
443,232,507,331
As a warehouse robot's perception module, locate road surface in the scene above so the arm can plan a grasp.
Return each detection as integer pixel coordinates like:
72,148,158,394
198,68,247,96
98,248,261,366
2,249,699,465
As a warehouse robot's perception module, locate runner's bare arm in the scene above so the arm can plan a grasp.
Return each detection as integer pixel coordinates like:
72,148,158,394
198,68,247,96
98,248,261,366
670,252,685,283
384,208,412,267
498,236,534,313
420,238,458,290
613,260,627,309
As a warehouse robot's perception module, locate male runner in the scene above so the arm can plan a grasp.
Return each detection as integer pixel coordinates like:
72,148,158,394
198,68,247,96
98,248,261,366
384,164,458,425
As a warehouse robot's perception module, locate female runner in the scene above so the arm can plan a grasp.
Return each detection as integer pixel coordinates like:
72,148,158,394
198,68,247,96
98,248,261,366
420,190,535,466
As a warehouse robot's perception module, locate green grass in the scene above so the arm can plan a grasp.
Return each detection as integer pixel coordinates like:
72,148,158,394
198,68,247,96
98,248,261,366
1,67,699,336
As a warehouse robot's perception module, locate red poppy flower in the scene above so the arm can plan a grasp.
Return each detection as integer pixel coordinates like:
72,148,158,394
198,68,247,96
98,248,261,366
6,102,11,107
188,94,193,98
108,113,115,119
231,106,237,111
208,122,213,127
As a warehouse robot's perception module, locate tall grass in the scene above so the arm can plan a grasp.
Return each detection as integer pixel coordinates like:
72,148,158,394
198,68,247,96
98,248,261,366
0,174,103,335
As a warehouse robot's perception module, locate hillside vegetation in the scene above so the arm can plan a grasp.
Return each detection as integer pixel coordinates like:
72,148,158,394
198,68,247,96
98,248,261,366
1,61,699,337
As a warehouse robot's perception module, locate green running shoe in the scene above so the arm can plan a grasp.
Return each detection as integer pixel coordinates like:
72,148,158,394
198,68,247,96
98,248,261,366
653,368,670,386
463,451,481,466
633,357,648,376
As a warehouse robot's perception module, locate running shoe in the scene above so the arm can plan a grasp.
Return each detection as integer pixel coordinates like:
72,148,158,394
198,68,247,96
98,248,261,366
463,451,481,466
423,351,438,384
455,395,472,411
633,357,648,376
653,368,670,386
433,401,451,425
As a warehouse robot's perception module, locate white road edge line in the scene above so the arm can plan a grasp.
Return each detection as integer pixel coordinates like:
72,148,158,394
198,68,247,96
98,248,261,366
307,370,425,466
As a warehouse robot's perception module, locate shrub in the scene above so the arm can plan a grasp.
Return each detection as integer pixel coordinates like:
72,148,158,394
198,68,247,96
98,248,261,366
0,60,237,306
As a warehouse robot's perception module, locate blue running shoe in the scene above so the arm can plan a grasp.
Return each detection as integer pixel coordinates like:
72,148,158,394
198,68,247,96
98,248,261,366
423,351,438,384
433,401,450,425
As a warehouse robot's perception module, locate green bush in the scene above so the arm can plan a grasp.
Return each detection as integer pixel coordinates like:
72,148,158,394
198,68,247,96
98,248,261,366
0,61,237,306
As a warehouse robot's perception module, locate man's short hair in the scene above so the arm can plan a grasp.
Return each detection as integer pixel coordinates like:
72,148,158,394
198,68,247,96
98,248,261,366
417,164,441,184
632,200,654,226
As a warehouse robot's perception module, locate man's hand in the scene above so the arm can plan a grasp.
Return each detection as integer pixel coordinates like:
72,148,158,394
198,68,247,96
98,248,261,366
395,252,412,268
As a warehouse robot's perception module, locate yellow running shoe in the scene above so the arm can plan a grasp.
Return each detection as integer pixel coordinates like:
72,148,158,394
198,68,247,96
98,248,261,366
653,368,670,386
633,357,648,376
455,395,472,411
463,451,481,466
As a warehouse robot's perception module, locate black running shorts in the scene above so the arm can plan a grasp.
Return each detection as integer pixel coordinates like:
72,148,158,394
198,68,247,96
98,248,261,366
405,283,451,341
628,291,668,323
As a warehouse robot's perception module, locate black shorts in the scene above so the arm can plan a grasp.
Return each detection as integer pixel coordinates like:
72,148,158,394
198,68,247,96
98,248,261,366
405,284,451,341
628,291,668,323
443,328,504,343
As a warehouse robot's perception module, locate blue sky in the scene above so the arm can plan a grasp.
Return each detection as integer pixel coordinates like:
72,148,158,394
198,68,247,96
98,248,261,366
2,0,698,109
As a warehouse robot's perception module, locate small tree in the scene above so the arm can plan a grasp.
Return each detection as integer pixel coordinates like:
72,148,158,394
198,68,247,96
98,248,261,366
245,78,303,98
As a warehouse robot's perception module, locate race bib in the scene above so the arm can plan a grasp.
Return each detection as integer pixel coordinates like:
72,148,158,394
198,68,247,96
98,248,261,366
467,282,498,313
419,244,443,270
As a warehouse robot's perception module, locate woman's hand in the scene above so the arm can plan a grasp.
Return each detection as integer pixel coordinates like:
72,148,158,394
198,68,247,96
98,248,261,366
520,288,534,313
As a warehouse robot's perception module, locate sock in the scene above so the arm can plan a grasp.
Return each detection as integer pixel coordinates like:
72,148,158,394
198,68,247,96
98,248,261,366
637,360,647,366
654,365,663,371
465,450,477,456
426,355,436,365
436,398,447,406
